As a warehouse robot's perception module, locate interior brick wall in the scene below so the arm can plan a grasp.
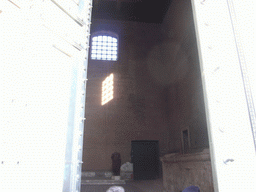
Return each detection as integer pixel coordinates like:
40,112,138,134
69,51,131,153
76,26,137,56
159,0,209,153
82,0,209,171
83,20,170,171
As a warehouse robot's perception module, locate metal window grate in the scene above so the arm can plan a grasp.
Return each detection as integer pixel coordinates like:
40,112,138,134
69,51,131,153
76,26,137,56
91,35,118,61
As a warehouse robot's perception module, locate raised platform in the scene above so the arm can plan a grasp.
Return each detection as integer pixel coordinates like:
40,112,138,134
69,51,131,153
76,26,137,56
81,179,126,185
160,148,214,192
81,171,126,185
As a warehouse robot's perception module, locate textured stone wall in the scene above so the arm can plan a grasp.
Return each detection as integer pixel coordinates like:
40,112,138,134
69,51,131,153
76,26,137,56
161,149,214,192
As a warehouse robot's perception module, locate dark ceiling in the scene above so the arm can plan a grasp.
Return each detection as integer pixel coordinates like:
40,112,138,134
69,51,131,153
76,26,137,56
92,0,172,23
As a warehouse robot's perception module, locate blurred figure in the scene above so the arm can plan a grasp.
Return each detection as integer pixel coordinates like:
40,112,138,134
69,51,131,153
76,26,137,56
106,186,125,192
111,152,121,176
182,185,200,192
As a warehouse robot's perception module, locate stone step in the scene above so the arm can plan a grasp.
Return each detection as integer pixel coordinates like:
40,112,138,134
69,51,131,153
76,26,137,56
81,179,126,185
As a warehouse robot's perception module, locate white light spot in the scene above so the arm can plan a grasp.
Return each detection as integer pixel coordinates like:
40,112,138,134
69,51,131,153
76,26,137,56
102,74,114,105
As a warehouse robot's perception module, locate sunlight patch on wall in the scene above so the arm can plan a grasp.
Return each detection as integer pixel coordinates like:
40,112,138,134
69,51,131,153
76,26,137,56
102,74,114,105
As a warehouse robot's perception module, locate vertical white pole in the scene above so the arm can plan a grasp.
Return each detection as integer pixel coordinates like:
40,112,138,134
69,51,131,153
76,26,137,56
0,1,92,191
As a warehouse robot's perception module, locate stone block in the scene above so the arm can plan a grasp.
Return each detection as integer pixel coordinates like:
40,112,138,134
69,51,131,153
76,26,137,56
160,149,214,192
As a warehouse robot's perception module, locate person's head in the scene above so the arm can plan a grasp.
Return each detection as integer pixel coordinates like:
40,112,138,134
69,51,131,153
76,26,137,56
106,186,125,192
182,185,200,192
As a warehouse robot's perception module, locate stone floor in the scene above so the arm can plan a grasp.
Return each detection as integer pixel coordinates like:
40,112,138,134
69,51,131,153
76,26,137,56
81,178,165,192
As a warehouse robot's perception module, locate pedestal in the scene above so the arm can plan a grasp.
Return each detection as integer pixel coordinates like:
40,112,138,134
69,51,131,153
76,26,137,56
160,149,214,192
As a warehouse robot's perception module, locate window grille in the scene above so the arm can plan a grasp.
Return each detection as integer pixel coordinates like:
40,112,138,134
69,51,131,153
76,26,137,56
91,35,118,61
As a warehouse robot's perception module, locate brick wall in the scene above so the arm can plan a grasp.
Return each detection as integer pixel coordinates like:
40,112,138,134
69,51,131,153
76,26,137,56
83,20,171,171
82,0,209,171
159,0,209,153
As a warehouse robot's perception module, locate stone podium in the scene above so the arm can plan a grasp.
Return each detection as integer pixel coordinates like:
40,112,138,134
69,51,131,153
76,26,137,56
160,149,214,192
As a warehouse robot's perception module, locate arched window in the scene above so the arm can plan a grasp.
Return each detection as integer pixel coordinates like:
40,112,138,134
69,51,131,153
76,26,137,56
90,32,118,61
